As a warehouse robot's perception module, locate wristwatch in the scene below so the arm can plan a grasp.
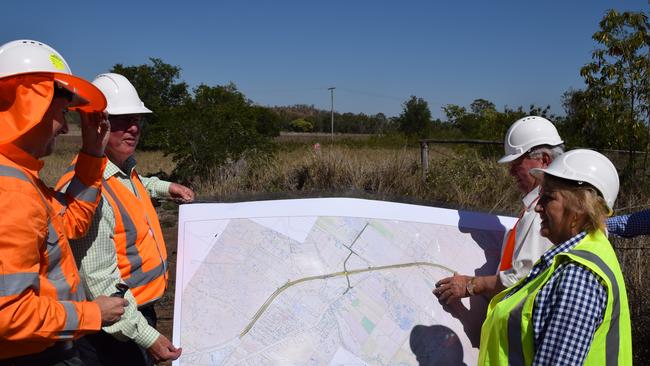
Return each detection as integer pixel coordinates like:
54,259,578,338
466,277,477,297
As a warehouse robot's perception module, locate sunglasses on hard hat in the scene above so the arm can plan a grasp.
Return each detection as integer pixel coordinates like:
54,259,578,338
109,114,144,131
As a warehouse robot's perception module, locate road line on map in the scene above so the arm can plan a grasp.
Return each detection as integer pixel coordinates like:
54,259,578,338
342,223,369,294
239,261,456,338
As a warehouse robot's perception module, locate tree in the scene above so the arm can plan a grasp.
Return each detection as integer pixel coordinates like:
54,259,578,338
559,88,623,149
252,106,281,137
111,58,190,149
397,96,432,137
470,99,497,116
579,9,649,167
163,83,275,180
442,99,553,141
289,118,314,132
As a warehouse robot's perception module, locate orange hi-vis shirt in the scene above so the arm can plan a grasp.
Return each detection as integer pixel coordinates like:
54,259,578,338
0,144,105,359
58,157,168,306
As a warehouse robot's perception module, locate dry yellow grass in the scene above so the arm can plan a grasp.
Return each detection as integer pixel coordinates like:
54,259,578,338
40,136,174,186
192,145,522,214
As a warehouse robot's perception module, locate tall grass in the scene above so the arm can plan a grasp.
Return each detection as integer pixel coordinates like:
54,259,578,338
192,144,522,213
40,136,175,186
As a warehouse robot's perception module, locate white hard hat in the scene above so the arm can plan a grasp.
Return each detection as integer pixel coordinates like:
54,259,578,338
498,116,564,163
92,73,152,115
530,149,619,215
0,39,106,112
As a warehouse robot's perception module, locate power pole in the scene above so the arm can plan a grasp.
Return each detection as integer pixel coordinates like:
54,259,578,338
328,87,335,142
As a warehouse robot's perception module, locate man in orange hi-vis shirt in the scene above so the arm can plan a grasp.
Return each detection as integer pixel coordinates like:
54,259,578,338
0,40,127,365
434,116,563,303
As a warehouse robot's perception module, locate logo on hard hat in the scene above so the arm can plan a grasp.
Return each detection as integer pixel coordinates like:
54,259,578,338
49,54,65,71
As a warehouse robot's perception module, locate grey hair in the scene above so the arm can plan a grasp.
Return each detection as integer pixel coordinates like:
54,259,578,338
528,144,565,161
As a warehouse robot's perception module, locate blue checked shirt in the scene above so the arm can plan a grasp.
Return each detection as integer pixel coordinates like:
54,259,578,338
607,209,650,238
505,232,608,365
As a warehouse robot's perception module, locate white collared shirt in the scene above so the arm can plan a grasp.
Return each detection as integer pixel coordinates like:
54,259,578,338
497,185,554,287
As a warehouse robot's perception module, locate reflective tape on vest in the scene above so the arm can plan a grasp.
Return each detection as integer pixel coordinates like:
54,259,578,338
508,298,526,366
0,165,32,183
45,223,83,301
571,249,621,366
66,176,99,203
102,181,167,289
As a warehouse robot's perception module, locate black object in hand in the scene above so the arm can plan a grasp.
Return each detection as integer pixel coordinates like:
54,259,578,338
110,283,129,298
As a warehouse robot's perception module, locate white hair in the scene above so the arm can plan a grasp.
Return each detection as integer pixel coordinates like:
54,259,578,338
528,145,565,161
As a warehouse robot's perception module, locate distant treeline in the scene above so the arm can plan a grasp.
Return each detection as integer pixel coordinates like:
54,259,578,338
271,104,393,134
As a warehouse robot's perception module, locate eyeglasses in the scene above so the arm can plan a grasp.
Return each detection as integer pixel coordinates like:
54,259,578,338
109,114,144,131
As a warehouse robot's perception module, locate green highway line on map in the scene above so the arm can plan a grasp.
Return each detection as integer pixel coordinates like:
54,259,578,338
238,261,457,338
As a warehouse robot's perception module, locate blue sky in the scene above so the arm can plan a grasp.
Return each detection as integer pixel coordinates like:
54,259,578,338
2,0,648,119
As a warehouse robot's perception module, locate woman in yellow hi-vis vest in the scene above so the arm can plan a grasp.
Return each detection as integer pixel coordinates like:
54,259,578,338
479,149,632,365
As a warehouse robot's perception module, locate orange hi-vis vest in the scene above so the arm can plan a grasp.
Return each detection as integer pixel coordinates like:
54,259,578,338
499,217,520,271
58,158,168,306
103,172,168,305
498,196,540,271
0,145,103,359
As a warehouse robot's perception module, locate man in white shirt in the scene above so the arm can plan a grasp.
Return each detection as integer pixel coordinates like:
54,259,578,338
434,116,564,302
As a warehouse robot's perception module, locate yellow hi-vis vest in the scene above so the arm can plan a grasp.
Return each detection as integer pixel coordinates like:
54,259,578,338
478,230,632,365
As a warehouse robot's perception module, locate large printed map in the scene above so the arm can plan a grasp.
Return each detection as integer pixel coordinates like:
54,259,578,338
173,198,515,365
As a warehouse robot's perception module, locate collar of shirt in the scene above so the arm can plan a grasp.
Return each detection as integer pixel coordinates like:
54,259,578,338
104,156,137,180
522,185,541,212
537,231,587,269
0,143,45,175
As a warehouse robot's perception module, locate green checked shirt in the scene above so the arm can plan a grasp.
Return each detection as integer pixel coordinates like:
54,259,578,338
68,156,171,349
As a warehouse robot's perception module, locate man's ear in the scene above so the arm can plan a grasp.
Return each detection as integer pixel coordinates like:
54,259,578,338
541,152,553,168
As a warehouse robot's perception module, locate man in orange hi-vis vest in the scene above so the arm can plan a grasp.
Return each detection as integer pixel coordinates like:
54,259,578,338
57,73,194,365
0,40,128,365
434,116,563,303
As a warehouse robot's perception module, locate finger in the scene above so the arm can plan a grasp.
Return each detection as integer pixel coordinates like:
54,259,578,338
439,290,450,302
82,111,97,123
98,115,111,130
168,343,180,352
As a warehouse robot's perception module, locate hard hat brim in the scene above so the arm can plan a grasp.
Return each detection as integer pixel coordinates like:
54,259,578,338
0,71,106,112
107,105,153,115
497,153,522,164
51,73,107,112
